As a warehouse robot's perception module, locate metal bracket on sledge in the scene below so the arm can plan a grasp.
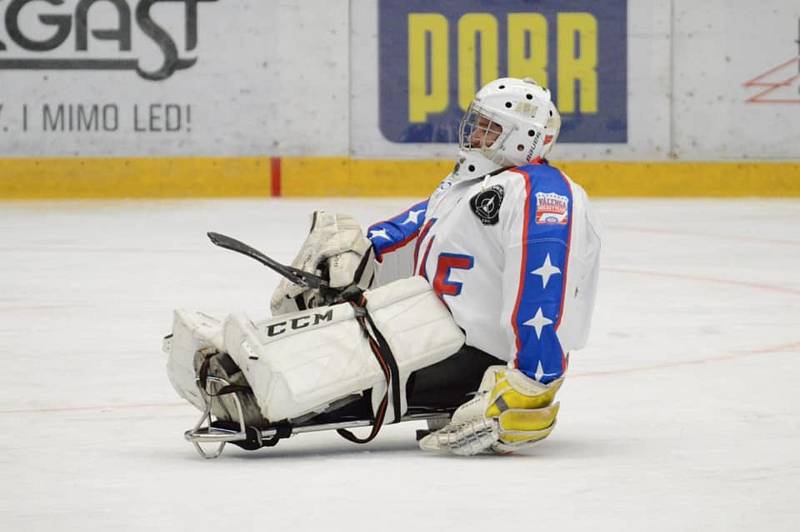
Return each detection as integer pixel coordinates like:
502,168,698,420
183,376,451,459
184,376,248,459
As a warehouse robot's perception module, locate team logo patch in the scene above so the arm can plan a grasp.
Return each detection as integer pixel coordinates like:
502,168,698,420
535,192,569,225
470,185,504,225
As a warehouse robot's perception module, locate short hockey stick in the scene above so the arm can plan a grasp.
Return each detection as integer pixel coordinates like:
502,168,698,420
207,232,327,289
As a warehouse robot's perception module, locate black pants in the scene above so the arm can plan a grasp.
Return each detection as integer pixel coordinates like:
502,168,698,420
406,345,504,411
307,345,503,425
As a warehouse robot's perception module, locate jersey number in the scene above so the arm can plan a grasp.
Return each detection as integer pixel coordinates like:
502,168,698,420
432,253,474,299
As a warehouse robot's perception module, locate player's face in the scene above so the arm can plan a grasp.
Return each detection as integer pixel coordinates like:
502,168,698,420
470,115,503,149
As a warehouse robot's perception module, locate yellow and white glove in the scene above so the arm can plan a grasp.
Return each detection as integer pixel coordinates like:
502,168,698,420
270,211,374,315
419,366,562,455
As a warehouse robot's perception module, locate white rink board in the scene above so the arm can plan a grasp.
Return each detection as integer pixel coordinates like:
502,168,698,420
0,0,350,157
673,0,800,159
1,198,799,531
0,0,798,159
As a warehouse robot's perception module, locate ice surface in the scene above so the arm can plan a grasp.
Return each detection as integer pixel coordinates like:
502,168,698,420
1,198,799,531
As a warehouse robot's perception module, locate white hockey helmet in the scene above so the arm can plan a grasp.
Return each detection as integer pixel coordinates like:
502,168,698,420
453,77,561,179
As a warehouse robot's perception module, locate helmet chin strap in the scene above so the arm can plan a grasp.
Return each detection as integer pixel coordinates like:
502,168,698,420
452,149,505,181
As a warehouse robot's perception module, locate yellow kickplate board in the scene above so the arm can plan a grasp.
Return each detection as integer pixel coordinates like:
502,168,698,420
1,157,798,199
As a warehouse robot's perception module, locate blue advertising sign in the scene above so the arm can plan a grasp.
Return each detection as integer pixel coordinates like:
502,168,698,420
378,0,627,144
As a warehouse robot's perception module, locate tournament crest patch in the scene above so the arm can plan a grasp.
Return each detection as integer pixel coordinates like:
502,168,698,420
535,192,569,225
470,185,504,225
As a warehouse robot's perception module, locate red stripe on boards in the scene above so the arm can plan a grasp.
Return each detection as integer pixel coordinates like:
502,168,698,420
270,157,282,197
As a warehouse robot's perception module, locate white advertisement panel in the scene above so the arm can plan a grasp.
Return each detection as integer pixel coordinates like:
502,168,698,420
0,0,349,157
0,0,798,161
673,0,800,159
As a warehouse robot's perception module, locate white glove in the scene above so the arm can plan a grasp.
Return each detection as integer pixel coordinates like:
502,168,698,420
419,366,562,456
270,211,374,315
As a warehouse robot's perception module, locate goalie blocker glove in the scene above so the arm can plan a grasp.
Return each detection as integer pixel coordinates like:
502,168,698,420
271,211,375,315
419,366,562,455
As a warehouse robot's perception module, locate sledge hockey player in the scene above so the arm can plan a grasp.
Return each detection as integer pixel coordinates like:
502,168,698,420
268,77,601,454
165,77,600,457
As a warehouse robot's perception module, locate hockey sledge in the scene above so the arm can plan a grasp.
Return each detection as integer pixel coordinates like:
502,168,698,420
182,372,451,459
164,232,466,458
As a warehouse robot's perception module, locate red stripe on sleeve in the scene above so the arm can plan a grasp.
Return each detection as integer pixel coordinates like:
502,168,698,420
508,168,533,368
554,171,574,331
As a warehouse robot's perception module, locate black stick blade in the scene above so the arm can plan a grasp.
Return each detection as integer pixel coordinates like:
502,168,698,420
206,232,326,289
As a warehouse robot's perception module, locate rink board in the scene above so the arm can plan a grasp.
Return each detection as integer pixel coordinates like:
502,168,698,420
1,157,799,198
0,1,798,197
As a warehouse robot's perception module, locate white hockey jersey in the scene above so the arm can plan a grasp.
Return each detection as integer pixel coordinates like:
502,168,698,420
367,162,601,384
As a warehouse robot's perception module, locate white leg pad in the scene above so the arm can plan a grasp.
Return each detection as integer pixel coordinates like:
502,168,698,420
164,310,226,412
224,277,465,422
165,277,465,424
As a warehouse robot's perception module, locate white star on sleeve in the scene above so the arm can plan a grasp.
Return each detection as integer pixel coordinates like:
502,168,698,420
534,361,545,381
522,307,553,339
531,253,561,289
369,228,391,240
402,209,424,225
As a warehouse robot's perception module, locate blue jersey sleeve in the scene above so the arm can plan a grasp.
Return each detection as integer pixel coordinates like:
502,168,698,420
505,164,574,384
367,200,428,261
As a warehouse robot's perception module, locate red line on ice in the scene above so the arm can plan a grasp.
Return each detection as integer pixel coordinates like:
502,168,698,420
603,267,800,296
572,341,800,379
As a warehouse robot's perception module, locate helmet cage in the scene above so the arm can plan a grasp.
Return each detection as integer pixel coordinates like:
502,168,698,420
458,102,518,166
